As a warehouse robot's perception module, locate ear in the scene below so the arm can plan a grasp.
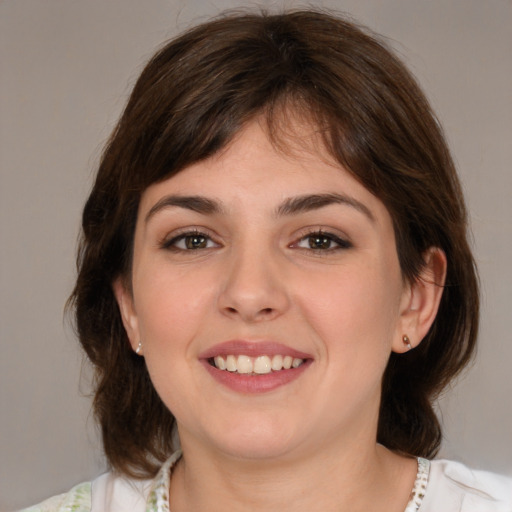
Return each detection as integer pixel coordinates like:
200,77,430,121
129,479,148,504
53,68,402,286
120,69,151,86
112,277,142,354
392,247,447,353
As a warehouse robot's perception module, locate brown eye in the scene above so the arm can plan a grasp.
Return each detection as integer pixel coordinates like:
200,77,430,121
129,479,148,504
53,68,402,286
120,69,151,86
164,231,218,251
184,234,208,249
308,235,333,249
294,231,352,251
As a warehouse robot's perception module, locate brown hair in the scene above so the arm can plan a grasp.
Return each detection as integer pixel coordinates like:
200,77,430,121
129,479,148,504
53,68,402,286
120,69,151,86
70,10,478,477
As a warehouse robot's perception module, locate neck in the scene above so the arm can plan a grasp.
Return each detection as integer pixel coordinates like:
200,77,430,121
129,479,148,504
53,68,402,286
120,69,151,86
169,431,417,512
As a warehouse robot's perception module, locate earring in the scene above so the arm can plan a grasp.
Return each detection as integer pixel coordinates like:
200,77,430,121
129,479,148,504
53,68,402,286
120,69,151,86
135,341,143,355
402,335,412,351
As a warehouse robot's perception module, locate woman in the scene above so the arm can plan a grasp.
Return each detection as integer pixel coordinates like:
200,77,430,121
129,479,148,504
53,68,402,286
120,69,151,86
24,9,511,512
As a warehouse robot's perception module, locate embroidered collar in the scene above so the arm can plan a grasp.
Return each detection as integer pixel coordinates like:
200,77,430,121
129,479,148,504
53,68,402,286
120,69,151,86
405,458,430,511
146,450,182,511
147,452,430,512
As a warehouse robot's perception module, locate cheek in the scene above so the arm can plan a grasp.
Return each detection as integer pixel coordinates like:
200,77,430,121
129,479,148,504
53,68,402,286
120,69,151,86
132,264,217,416
132,260,216,354
295,259,403,358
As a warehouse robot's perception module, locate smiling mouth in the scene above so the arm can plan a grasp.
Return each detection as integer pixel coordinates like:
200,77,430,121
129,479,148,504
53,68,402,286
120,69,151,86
208,354,305,374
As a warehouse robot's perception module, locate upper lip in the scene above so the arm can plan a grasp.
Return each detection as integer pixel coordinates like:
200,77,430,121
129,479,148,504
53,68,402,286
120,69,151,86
198,340,313,360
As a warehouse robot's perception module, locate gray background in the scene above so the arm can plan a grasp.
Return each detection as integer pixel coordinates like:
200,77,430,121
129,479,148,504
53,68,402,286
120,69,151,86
1,0,511,509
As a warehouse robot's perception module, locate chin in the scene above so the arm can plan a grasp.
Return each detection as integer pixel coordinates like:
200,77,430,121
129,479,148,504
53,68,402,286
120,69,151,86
202,416,303,461
219,438,296,461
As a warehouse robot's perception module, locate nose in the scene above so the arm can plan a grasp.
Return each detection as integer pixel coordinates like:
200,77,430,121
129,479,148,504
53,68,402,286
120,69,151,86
217,245,290,323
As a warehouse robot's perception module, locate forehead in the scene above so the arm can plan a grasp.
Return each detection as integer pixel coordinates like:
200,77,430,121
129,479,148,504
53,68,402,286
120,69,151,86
140,118,380,211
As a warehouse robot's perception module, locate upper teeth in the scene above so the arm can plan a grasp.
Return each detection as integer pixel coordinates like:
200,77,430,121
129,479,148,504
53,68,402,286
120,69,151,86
213,355,304,374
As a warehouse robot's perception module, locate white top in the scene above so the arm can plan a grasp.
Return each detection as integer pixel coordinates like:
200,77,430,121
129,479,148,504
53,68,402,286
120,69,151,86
22,452,512,512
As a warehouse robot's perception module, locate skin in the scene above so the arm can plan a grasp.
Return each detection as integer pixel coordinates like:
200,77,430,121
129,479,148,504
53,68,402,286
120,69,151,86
114,118,446,511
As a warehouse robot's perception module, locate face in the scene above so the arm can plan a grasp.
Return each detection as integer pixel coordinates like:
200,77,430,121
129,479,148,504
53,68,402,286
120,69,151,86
115,120,417,463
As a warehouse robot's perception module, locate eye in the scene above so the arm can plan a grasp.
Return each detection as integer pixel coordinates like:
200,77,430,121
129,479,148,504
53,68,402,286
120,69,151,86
163,230,219,251
294,231,351,251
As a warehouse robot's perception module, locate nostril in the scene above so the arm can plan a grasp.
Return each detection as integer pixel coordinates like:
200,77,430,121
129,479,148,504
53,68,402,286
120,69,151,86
223,306,274,317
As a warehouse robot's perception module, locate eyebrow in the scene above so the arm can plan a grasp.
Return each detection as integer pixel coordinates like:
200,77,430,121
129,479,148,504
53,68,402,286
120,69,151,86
145,195,223,223
145,192,374,223
275,193,375,221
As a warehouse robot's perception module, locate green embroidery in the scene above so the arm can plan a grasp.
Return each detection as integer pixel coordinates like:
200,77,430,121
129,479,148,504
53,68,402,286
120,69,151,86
21,482,92,512
23,451,182,512
146,451,181,511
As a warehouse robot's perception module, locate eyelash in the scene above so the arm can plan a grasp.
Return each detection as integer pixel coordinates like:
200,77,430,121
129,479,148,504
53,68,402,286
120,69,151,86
161,228,352,254
292,230,352,252
161,229,218,251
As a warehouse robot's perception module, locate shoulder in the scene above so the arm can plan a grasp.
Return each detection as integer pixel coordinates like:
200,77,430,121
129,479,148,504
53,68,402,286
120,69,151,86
422,459,512,512
20,481,92,512
19,472,150,512
19,451,182,512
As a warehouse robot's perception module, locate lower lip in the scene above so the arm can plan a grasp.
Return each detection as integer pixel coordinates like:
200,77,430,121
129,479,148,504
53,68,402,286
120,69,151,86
201,359,312,393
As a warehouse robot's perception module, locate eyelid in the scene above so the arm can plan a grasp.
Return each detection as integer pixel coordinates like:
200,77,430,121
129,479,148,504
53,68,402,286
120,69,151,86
290,228,353,251
160,227,221,250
